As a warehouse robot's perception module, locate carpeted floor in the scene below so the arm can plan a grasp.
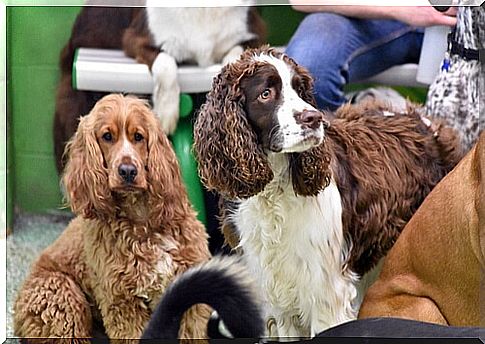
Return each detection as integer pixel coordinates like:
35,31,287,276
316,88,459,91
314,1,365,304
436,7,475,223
6,212,73,338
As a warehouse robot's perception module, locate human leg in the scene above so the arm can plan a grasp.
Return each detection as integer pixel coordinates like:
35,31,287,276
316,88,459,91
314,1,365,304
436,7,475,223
285,13,423,110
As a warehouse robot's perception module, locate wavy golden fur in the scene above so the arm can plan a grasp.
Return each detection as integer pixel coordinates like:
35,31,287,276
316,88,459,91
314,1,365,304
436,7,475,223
14,94,211,341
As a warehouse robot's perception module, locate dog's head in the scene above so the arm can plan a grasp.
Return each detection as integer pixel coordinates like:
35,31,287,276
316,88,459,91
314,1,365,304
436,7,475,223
63,94,185,221
194,46,331,199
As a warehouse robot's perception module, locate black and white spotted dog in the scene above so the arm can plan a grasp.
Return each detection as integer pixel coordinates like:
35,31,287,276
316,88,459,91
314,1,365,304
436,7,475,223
426,5,484,152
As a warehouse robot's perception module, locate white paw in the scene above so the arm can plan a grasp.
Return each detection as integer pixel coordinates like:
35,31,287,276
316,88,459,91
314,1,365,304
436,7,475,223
222,45,244,66
151,52,180,135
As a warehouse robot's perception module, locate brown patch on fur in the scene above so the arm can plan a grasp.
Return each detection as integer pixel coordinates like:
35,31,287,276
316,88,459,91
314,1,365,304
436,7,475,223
283,53,317,108
122,9,160,68
15,95,211,340
194,55,275,199
290,142,332,196
327,102,463,274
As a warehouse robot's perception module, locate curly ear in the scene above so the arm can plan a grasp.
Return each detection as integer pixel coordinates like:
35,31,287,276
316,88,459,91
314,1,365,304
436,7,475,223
145,111,192,227
290,141,332,196
194,66,274,199
62,114,113,219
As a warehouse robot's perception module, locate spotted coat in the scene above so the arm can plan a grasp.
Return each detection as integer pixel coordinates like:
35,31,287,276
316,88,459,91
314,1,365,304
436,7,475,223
426,6,484,152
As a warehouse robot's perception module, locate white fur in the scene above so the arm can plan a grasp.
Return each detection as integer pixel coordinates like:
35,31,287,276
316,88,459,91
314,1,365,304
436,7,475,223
151,52,180,134
222,45,245,66
145,5,256,133
231,153,359,339
420,116,432,128
119,134,138,162
253,53,324,153
146,5,255,67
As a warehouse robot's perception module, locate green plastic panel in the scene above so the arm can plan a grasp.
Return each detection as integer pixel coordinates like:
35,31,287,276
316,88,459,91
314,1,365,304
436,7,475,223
179,93,193,118
8,6,82,214
170,115,206,225
260,6,307,46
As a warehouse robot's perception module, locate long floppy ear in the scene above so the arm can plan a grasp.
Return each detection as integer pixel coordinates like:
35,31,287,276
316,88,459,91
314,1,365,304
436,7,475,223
144,111,192,227
193,65,273,199
62,114,113,219
283,54,318,108
290,139,332,197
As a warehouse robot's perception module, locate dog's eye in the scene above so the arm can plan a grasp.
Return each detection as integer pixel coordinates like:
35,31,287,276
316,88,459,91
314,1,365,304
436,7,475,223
102,132,112,142
260,88,271,100
134,133,144,142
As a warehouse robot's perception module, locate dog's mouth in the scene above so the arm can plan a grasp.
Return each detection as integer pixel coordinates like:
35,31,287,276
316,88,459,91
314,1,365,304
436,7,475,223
110,178,148,193
113,183,146,191
111,186,147,196
277,128,324,153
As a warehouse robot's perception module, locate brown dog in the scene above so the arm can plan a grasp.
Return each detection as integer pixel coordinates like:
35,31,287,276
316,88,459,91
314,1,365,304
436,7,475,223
359,132,484,326
15,95,211,341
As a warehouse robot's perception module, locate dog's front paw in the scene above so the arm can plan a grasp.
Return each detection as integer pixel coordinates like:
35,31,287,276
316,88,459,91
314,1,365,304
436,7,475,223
151,52,181,135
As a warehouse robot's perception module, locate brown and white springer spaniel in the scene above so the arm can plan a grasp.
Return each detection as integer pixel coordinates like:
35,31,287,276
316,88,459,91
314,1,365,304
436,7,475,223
193,46,463,339
53,3,265,173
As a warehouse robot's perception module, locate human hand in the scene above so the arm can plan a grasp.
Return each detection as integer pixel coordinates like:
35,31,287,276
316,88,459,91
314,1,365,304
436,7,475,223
391,6,457,27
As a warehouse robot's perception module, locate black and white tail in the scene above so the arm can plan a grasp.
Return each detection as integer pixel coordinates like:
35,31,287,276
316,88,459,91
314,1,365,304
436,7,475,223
141,255,264,339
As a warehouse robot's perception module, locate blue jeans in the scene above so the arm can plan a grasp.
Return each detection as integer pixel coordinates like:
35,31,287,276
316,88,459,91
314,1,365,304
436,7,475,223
285,13,424,110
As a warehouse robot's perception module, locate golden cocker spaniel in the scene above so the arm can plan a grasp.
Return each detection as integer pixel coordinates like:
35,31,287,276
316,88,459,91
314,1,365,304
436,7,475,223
14,94,211,341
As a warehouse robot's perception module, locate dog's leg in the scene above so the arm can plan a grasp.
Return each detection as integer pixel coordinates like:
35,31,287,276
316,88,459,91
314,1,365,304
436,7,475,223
14,270,92,341
222,45,244,66
99,297,151,340
178,303,212,340
359,291,448,325
151,52,180,135
275,314,307,342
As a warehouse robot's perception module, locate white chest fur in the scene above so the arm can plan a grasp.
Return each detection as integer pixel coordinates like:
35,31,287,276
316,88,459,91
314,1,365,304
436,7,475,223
231,156,359,338
145,5,256,67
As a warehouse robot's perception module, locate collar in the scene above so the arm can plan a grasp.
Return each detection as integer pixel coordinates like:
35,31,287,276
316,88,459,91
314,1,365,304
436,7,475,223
448,32,481,61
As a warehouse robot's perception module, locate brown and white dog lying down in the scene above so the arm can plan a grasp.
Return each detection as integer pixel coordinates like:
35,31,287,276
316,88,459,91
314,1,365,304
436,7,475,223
358,131,485,326
141,256,480,340
15,95,211,341
193,46,463,339
53,3,265,173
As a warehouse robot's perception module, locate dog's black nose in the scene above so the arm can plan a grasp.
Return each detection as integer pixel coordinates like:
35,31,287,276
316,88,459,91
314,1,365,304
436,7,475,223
118,163,137,183
298,110,324,130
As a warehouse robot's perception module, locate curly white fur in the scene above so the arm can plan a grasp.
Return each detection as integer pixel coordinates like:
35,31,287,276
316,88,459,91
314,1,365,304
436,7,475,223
230,153,359,339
